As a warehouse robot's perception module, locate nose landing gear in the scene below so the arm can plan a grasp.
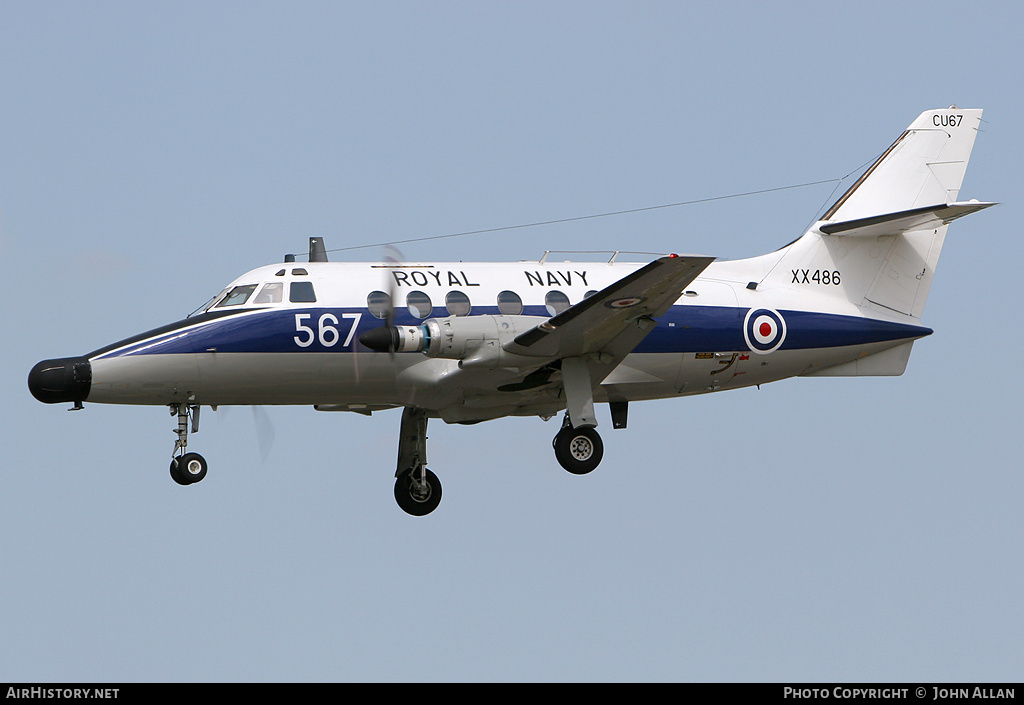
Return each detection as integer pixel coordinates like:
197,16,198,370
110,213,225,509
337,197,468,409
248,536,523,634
168,402,208,486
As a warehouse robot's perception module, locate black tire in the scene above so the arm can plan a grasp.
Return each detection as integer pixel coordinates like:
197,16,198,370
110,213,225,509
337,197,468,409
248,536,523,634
171,452,208,485
170,458,191,486
394,467,442,516
553,425,603,475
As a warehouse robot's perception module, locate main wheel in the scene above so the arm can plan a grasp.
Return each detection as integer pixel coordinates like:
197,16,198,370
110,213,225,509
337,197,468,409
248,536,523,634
394,467,442,516
170,452,208,485
553,425,603,475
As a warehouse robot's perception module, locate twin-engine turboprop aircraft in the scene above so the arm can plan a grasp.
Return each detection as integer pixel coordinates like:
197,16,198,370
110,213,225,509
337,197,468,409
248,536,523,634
29,108,994,515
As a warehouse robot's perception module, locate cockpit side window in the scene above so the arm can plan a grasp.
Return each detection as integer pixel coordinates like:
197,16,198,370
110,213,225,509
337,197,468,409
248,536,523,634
289,281,317,303
215,284,258,308
254,282,284,304
188,288,229,317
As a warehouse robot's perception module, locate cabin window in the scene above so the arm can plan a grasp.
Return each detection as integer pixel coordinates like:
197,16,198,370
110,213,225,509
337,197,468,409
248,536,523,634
545,290,570,316
497,290,523,315
367,291,392,319
254,282,284,304
215,284,258,308
445,291,471,317
291,268,308,276
584,290,598,299
289,281,317,303
406,291,433,319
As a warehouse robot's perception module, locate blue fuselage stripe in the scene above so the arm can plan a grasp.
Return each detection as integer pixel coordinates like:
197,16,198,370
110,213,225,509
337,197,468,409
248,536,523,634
91,305,933,360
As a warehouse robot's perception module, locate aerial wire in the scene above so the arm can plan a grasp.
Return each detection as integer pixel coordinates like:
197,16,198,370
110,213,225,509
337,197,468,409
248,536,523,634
290,175,860,259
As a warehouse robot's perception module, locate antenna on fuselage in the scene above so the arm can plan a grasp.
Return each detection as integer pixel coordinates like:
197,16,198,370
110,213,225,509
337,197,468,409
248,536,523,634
283,237,329,263
309,237,328,262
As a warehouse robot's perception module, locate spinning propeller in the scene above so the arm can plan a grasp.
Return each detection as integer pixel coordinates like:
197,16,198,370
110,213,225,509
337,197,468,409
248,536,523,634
359,245,406,358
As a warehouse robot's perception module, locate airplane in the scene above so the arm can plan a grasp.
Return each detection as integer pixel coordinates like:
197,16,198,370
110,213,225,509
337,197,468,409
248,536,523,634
28,107,994,516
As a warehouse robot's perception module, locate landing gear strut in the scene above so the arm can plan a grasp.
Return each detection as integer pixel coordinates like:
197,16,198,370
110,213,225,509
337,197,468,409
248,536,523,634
169,402,208,486
393,407,441,516
551,357,604,475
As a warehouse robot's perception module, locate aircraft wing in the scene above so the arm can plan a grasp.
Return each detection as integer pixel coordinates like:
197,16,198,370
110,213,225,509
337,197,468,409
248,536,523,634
505,254,715,366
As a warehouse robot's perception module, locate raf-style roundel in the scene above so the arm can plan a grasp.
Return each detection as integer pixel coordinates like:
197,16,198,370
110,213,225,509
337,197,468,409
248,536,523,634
605,296,646,309
743,308,787,354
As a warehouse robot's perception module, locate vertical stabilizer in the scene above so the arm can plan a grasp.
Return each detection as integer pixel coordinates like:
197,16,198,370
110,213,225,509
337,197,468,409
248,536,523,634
822,108,982,222
755,108,989,321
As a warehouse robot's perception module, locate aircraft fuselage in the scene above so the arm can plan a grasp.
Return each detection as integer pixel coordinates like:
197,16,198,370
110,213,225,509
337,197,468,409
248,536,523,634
31,257,931,424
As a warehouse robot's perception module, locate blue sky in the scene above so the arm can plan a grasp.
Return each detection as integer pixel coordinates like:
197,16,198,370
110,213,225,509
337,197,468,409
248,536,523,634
2,1,1020,681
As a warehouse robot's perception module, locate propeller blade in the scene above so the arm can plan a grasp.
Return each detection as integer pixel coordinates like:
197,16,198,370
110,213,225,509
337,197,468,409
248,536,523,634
251,406,276,463
382,245,405,359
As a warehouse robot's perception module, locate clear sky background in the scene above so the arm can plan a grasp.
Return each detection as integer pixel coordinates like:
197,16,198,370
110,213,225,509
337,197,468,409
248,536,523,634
2,1,1020,682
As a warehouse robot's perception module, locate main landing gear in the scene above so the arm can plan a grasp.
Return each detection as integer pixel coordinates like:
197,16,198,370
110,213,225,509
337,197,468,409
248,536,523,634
389,405,611,516
390,360,619,514
168,402,208,486
549,357,612,476
393,407,441,516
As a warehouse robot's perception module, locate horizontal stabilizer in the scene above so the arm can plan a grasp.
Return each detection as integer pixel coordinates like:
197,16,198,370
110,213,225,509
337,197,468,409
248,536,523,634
818,201,997,238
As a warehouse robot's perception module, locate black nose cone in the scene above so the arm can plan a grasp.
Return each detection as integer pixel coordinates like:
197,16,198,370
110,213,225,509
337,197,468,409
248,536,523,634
28,357,92,404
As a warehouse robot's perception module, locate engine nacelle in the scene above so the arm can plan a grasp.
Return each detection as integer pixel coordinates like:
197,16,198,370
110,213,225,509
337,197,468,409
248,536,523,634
383,315,549,369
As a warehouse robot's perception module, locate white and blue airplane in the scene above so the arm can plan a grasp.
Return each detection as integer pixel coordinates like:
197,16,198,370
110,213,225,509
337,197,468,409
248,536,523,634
29,108,993,515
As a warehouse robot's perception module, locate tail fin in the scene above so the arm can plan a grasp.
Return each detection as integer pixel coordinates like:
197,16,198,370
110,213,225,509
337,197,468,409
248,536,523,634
760,108,993,319
822,108,982,221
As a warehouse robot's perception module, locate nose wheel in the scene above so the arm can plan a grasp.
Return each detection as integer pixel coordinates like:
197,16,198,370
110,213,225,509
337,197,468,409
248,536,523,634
170,452,208,485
